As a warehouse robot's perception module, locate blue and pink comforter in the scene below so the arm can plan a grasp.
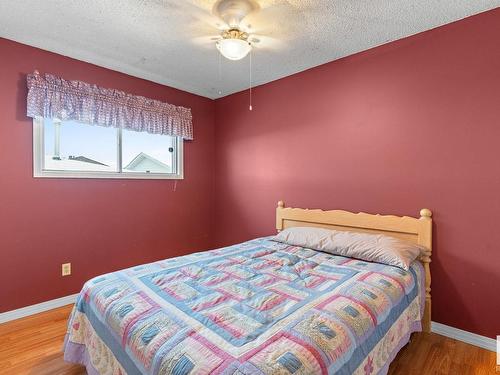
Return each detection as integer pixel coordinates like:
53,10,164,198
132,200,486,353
64,237,424,374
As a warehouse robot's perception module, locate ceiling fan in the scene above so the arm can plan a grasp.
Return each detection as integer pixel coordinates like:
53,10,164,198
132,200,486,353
212,0,260,60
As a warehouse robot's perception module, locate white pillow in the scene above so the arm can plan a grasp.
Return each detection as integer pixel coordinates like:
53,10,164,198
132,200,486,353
273,227,424,270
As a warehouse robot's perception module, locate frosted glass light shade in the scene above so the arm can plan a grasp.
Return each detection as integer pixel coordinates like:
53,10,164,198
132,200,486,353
216,38,252,60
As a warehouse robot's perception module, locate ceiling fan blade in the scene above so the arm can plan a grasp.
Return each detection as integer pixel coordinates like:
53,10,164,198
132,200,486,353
212,0,260,28
191,35,223,48
249,34,286,50
242,2,306,37
186,0,291,54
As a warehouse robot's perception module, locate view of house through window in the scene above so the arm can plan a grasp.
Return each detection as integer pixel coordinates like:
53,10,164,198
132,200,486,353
36,118,181,178
121,128,175,174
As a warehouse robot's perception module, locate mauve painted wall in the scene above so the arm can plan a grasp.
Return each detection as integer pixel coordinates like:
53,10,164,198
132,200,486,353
214,9,500,338
0,38,215,312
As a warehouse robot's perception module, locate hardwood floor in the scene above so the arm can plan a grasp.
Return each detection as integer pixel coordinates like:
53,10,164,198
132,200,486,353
388,331,497,375
0,305,84,375
0,305,497,374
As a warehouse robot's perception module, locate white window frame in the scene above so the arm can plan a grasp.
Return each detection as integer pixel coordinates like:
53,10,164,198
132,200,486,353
33,118,184,180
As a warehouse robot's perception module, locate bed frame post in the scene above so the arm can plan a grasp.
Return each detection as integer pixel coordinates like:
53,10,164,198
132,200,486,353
276,200,285,232
419,208,432,333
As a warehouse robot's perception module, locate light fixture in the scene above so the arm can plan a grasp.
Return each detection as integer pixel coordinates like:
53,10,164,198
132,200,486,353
216,28,252,61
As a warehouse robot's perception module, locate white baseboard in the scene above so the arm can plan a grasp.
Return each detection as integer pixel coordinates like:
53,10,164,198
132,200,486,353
0,294,79,324
431,321,496,352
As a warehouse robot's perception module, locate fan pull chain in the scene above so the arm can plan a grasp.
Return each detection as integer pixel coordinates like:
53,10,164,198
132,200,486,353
218,50,222,96
249,47,253,111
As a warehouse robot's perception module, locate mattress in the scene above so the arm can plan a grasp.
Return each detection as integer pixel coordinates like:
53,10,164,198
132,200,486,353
64,236,424,374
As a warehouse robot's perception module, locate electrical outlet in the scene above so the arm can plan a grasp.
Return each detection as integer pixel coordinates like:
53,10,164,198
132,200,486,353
62,263,71,276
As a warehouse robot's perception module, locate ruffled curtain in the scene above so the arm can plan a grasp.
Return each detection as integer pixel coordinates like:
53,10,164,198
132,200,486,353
26,71,193,140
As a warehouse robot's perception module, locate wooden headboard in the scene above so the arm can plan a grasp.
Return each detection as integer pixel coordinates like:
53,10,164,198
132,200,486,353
275,201,433,332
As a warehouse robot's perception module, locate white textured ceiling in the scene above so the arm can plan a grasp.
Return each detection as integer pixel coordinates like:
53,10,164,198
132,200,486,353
0,1,498,99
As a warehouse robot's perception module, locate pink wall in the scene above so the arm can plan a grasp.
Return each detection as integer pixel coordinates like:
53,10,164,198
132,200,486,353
0,38,215,312
214,9,500,338
1,8,499,339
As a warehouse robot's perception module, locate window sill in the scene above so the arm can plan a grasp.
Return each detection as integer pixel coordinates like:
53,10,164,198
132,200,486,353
33,170,184,180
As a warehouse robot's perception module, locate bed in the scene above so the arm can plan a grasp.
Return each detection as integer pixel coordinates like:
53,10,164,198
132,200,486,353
64,201,432,375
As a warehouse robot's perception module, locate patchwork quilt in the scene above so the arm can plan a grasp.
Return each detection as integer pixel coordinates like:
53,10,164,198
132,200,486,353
64,237,424,375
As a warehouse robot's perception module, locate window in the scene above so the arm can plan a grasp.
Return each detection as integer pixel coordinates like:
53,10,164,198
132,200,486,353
33,118,183,179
